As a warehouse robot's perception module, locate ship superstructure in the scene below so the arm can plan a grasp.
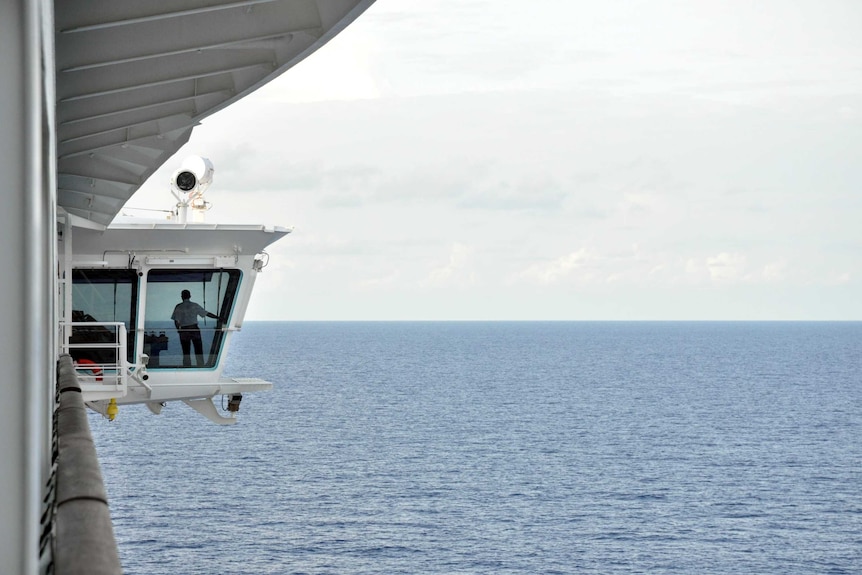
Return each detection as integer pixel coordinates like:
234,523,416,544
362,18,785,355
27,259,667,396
61,157,290,424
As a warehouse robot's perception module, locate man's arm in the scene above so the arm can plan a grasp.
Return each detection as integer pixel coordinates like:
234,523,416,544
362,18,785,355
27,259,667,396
197,303,219,321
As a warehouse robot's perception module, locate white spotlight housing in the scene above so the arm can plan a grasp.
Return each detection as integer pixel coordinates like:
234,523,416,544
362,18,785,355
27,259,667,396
171,155,214,196
170,156,215,223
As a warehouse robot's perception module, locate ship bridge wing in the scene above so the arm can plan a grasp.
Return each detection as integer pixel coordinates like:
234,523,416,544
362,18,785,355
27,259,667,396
55,0,375,227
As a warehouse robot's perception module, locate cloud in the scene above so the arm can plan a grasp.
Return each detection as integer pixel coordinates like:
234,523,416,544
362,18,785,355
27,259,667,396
827,271,852,286
682,254,794,285
423,243,476,288
353,271,401,291
515,248,597,286
707,252,747,282
619,191,661,215
761,260,787,282
457,177,568,212
513,248,805,289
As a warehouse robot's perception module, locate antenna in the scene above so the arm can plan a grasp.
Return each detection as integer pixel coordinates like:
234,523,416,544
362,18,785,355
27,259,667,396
170,156,214,223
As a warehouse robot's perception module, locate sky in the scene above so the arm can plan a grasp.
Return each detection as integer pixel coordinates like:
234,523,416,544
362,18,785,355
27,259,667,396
126,0,862,321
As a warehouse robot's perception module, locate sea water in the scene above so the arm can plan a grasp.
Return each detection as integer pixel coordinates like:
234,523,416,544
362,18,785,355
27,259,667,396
90,322,862,574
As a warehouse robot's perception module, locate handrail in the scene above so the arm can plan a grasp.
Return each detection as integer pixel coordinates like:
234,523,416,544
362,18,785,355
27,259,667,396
54,354,123,575
59,321,128,401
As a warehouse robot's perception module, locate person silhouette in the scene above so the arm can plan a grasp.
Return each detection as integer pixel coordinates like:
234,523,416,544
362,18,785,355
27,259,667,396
171,290,219,366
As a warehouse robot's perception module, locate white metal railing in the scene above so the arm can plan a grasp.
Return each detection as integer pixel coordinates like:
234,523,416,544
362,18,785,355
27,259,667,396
60,322,128,401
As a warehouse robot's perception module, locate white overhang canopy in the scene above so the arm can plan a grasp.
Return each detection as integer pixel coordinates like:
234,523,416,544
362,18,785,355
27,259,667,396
54,0,374,227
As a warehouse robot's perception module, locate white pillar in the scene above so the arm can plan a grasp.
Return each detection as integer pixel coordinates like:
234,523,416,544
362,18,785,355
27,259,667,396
0,0,54,572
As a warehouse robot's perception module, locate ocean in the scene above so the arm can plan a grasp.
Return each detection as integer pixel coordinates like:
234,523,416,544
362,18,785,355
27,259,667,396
90,322,862,574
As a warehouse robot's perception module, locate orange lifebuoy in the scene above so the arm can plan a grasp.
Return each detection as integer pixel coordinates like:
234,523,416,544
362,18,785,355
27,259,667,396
77,358,103,382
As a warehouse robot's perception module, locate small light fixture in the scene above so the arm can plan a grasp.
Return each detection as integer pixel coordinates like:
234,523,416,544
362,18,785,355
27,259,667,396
227,394,243,413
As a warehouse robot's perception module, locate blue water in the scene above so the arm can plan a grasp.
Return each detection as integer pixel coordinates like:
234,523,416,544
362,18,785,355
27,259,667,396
90,322,862,574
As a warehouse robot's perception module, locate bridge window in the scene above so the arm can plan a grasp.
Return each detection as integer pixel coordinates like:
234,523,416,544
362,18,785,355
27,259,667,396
71,269,139,364
143,269,241,369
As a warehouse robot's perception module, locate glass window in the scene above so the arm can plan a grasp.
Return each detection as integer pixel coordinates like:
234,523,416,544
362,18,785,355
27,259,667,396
144,269,241,369
71,269,139,364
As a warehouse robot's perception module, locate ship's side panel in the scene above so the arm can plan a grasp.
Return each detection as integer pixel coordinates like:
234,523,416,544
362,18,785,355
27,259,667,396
0,0,55,573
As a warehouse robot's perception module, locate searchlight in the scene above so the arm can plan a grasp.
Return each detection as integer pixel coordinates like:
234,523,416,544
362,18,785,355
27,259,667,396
170,156,214,223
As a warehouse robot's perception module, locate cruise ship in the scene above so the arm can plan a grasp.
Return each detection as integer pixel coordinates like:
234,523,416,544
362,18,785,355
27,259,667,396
1,1,375,573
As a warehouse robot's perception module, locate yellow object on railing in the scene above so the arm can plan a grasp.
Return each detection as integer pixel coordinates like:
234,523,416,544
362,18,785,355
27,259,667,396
107,398,118,421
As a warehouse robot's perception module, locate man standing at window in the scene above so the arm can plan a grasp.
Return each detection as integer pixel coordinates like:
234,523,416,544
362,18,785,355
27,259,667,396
171,289,219,367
